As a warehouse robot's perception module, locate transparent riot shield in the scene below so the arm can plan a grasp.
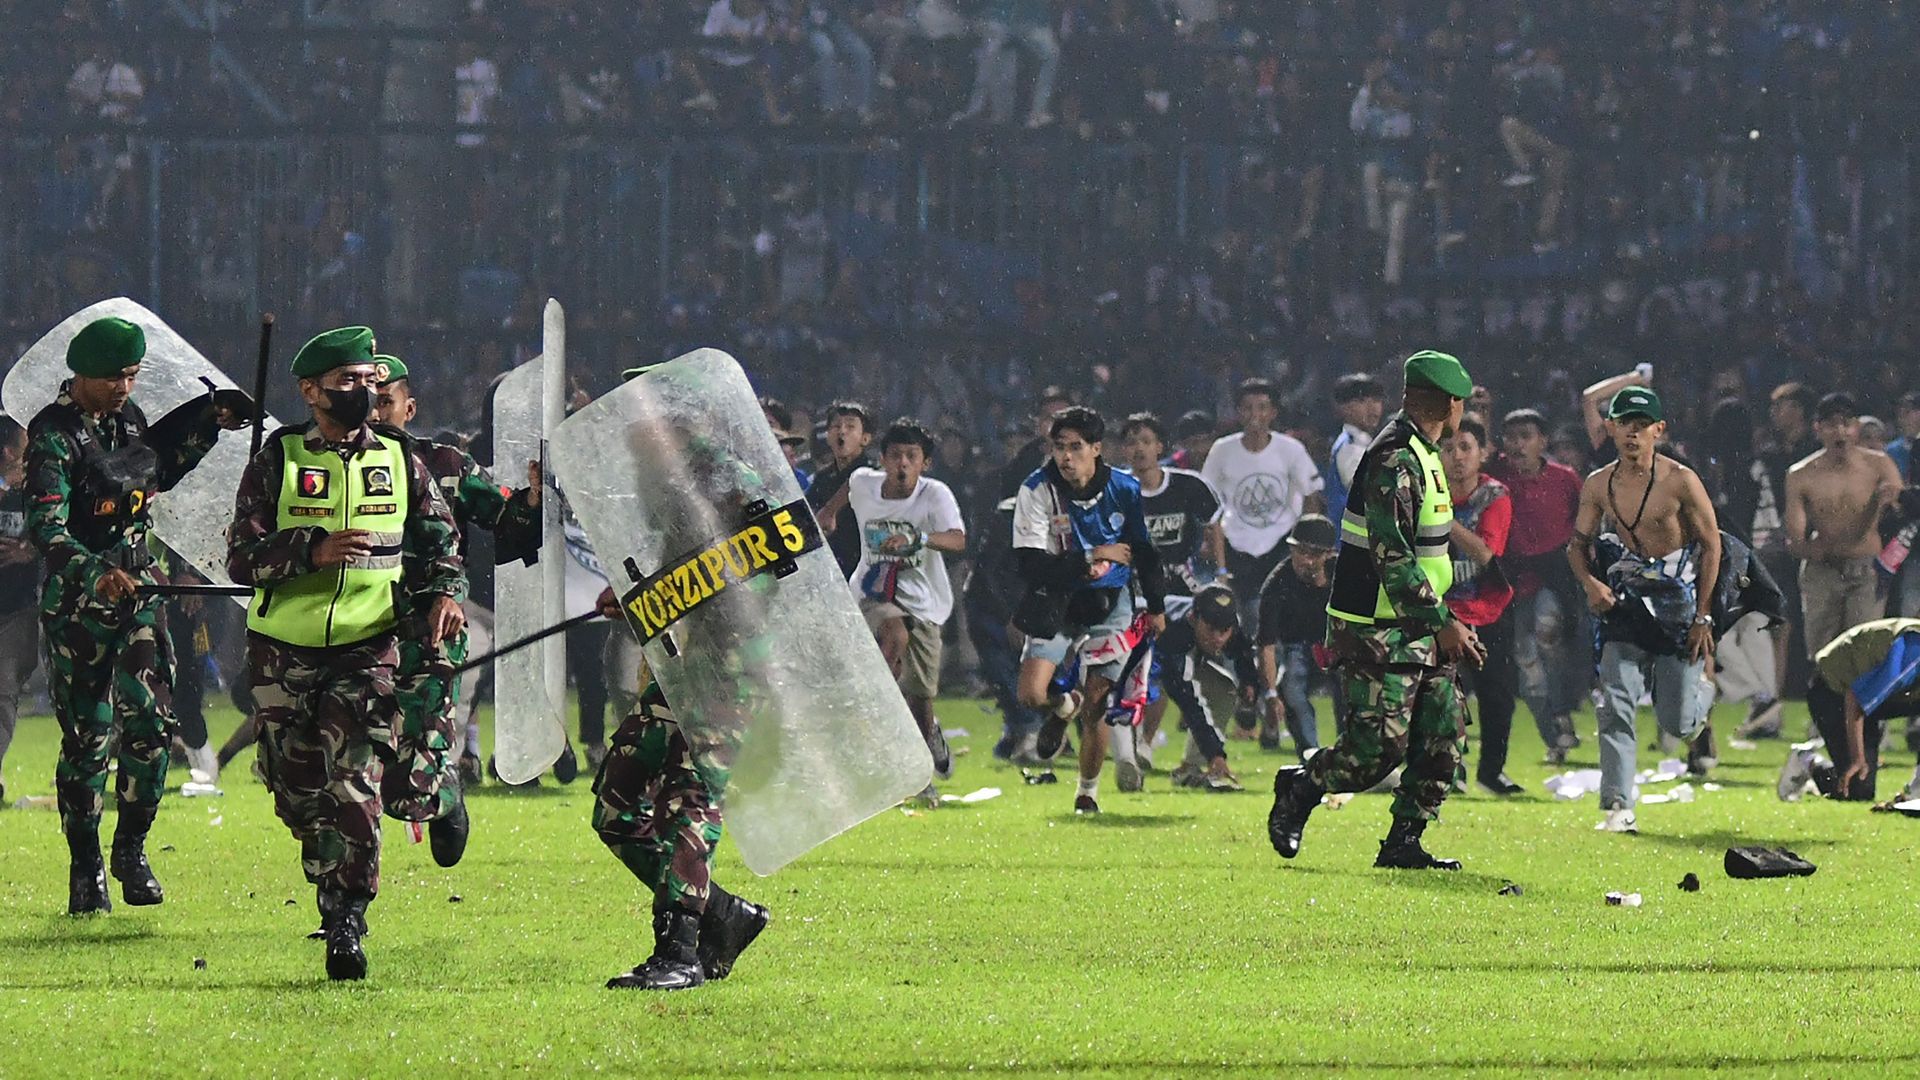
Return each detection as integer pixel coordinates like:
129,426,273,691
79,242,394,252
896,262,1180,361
489,335,568,783
1,298,280,597
548,348,930,875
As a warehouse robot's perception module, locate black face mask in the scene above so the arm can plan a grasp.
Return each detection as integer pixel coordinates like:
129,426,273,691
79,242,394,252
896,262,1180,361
321,386,375,430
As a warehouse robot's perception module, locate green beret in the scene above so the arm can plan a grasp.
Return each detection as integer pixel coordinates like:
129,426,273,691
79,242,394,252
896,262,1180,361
1607,386,1664,423
1403,350,1473,399
373,354,408,386
66,317,146,378
291,326,375,379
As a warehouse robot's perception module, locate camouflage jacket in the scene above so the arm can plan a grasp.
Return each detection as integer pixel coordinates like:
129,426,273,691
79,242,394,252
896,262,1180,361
226,421,464,606
417,438,540,567
1327,413,1448,666
25,384,220,605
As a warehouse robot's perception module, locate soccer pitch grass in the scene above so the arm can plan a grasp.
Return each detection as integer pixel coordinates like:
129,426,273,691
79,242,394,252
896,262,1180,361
2,697,1919,1078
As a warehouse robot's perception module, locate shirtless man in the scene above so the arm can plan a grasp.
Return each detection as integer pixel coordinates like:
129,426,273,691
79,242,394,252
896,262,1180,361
1785,392,1903,659
1568,387,1721,833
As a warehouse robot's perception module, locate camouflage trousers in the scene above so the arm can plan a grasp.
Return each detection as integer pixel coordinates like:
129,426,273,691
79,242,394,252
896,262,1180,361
1307,659,1467,822
43,596,175,835
591,696,724,913
249,632,400,896
382,629,466,823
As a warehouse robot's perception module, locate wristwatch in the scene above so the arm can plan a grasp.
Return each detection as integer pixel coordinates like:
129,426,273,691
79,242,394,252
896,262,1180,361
1691,613,1714,628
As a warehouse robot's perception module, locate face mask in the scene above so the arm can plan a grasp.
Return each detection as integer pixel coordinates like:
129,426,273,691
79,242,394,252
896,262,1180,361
321,386,375,430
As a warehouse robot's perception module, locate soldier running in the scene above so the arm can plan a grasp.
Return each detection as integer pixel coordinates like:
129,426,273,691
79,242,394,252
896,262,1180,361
25,316,246,914
370,354,540,858
1267,351,1486,871
227,327,464,980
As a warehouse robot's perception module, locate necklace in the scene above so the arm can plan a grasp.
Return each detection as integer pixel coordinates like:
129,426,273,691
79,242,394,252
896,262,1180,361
1606,458,1658,552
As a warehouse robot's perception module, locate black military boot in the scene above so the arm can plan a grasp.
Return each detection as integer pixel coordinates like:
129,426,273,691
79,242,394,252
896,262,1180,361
66,824,112,916
1374,818,1462,871
109,806,165,906
322,889,370,981
1267,766,1323,859
698,886,770,981
429,787,470,868
607,907,706,991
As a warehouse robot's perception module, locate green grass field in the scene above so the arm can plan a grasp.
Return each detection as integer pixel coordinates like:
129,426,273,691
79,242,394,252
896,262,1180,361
2,695,1919,1078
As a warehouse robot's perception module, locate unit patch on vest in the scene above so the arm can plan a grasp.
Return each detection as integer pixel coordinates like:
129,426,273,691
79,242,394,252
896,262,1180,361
298,468,330,499
361,465,395,497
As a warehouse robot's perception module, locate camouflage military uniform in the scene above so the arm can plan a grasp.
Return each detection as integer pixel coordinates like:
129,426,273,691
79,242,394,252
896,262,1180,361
227,423,462,897
1307,423,1468,823
383,439,536,823
25,384,221,839
592,678,725,911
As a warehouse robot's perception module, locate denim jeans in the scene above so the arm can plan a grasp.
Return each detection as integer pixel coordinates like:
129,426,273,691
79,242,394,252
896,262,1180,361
1277,641,1343,752
1595,639,1712,809
967,590,1037,752
1510,588,1584,748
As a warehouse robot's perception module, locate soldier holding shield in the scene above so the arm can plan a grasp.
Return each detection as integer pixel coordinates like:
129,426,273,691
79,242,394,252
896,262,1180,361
25,316,247,914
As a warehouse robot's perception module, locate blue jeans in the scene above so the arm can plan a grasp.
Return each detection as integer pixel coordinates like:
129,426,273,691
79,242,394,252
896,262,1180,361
1510,589,1585,747
1595,639,1712,809
966,591,1037,753
1277,641,1342,751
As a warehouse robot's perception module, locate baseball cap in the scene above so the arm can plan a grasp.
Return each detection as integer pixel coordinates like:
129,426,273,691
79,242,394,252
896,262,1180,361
1607,386,1664,423
1287,514,1338,550
1193,585,1239,630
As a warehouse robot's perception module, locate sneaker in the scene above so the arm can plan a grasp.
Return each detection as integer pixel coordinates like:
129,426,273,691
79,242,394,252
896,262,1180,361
1477,773,1525,796
1257,726,1281,752
1034,692,1080,760
553,745,579,784
1777,747,1818,801
1114,759,1144,793
1596,808,1637,833
458,753,484,790
926,724,954,780
1168,764,1205,788
1137,745,1155,772
1902,764,1920,803
1736,698,1785,740
1073,794,1100,815
1686,722,1718,777
1544,743,1568,766
1201,766,1243,793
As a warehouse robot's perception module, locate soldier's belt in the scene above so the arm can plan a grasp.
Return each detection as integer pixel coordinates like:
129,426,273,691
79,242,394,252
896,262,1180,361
617,498,824,647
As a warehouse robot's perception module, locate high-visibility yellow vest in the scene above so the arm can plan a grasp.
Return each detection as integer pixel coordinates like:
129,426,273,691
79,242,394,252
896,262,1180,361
1326,419,1454,626
247,430,409,647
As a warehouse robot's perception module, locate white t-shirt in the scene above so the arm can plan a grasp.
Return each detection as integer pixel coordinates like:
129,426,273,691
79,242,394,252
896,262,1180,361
846,468,966,625
1202,430,1323,558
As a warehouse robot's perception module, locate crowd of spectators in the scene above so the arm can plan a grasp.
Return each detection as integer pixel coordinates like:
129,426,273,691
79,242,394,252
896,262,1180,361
1,0,1916,453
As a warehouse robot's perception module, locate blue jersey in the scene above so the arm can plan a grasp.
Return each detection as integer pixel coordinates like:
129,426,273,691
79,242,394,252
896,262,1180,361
1012,462,1152,592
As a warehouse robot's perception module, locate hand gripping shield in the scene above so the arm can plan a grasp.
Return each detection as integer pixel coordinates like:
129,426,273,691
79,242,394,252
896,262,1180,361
549,349,930,874
2,298,278,596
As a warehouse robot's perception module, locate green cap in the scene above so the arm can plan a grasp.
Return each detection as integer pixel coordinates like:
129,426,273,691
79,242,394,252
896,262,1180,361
1607,386,1664,423
291,326,375,379
1403,350,1473,399
373,354,408,385
66,317,146,378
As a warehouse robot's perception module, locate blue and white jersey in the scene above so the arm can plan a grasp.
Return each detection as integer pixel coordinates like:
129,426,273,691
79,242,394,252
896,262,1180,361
1012,462,1152,592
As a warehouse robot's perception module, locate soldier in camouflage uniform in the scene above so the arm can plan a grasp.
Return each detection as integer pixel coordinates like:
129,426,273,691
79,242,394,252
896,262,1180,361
593,363,770,992
25,316,247,914
227,327,464,981
371,355,540,857
1267,351,1487,871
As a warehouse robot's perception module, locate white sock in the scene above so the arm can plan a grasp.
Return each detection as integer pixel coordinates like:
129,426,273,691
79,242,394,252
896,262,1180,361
1049,690,1081,720
1077,777,1099,799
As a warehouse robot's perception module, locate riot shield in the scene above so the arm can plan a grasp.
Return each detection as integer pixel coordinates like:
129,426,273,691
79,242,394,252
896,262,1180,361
489,320,569,784
548,348,930,875
1,298,279,598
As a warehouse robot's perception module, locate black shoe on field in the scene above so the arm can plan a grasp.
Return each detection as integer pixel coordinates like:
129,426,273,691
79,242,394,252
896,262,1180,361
1035,715,1070,761
553,745,580,785
698,887,770,981
1374,819,1461,871
110,807,164,906
1072,794,1100,815
67,830,112,916
607,908,706,991
322,890,370,981
1267,766,1322,859
1477,773,1525,796
429,792,470,868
